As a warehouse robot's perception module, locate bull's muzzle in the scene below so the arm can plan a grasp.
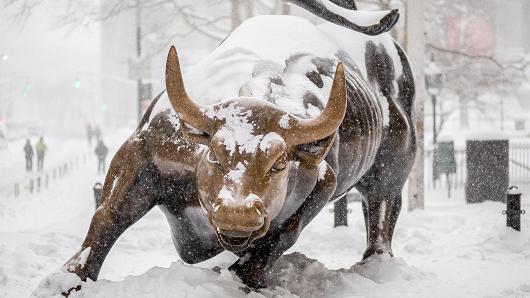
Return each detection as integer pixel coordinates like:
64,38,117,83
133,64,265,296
209,198,270,252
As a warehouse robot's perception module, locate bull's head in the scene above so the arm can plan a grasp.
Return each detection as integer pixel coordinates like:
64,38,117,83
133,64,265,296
165,46,346,252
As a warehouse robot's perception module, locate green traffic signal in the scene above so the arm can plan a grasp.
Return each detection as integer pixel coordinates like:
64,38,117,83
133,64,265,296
74,78,81,89
23,81,30,96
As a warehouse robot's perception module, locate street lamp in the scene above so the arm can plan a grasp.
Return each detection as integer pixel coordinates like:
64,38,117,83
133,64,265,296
1,54,7,61
425,56,443,144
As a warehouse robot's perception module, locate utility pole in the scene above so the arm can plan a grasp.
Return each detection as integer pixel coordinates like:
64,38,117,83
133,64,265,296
406,0,425,211
282,1,291,14
136,0,143,123
231,0,241,30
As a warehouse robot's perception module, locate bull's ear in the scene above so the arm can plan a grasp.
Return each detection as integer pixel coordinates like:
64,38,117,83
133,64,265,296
180,120,211,145
296,132,337,167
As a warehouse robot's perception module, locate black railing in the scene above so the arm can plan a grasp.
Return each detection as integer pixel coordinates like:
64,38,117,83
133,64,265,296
426,140,530,191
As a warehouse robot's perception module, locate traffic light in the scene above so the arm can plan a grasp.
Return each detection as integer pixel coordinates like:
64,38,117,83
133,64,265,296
100,104,108,112
23,81,30,96
74,78,81,89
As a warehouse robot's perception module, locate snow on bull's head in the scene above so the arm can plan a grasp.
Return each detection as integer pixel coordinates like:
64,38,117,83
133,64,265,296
165,46,346,252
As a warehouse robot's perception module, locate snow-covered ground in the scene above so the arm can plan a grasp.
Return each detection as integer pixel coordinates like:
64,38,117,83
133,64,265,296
1,129,530,298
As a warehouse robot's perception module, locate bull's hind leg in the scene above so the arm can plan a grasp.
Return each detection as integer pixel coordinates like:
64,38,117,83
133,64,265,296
357,186,403,259
355,137,415,260
63,140,159,290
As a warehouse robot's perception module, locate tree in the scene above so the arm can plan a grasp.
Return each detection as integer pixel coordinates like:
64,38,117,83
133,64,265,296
2,0,285,57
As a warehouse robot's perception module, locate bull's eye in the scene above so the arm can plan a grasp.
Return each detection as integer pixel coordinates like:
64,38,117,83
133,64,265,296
268,155,287,176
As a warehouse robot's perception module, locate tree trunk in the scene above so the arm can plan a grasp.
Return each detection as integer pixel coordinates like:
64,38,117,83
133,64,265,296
281,2,291,15
406,0,425,211
231,0,241,30
244,1,254,19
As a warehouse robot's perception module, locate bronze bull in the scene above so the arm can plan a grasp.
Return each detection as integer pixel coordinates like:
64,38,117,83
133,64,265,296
51,1,416,295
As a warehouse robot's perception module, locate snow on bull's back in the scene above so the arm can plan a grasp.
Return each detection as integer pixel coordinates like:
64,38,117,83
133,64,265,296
184,15,339,106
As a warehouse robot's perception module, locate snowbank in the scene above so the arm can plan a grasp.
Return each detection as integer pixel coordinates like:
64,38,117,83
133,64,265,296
39,252,424,298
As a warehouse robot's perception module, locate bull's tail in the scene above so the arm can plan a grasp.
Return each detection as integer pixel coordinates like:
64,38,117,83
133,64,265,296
283,0,399,36
136,90,166,131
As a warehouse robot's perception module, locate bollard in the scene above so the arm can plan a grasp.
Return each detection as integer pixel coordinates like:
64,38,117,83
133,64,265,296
333,197,349,227
29,179,34,194
45,174,49,189
502,186,525,231
37,176,41,192
53,168,56,180
93,182,103,209
14,183,20,198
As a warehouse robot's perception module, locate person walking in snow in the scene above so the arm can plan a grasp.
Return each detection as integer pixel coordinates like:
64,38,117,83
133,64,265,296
24,139,34,172
94,140,108,174
35,137,47,172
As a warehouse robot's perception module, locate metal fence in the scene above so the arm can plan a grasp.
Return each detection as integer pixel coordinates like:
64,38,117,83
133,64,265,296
510,141,530,185
426,140,530,192
0,152,92,199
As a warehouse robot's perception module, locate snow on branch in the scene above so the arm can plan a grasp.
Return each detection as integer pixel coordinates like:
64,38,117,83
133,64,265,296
427,43,530,81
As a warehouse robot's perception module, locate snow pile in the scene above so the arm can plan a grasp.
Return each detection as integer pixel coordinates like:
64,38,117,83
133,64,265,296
269,252,425,298
492,283,530,298
65,262,270,298
31,268,82,298
36,252,423,298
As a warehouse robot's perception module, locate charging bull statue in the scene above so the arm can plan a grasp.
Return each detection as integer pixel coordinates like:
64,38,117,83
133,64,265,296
35,0,416,295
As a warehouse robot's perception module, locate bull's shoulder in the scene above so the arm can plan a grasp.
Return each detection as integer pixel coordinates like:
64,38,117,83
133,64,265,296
140,110,204,177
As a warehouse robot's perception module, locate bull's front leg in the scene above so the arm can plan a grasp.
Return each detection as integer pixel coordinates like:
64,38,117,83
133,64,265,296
34,142,158,296
229,163,337,288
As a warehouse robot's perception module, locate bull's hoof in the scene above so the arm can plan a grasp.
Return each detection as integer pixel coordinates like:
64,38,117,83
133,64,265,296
362,244,393,260
61,285,82,297
229,264,268,289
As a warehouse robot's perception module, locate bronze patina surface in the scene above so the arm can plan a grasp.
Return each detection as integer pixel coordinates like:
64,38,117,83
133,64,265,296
57,1,416,294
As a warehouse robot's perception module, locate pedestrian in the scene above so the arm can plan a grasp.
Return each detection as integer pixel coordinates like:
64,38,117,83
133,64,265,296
86,123,94,146
94,140,108,174
35,137,47,171
24,139,34,172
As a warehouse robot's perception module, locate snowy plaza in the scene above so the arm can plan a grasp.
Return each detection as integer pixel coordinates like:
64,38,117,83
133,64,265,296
1,0,530,297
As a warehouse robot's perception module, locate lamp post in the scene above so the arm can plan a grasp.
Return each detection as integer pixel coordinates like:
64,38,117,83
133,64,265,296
425,57,443,145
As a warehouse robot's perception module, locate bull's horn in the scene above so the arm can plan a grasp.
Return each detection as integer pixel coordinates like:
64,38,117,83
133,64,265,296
165,46,213,134
288,62,347,145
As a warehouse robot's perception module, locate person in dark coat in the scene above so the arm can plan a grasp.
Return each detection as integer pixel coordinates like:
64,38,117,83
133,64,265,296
94,140,108,174
24,139,34,172
35,137,47,171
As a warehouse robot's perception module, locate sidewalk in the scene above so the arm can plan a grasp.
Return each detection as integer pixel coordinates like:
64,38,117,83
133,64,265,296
0,136,93,198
